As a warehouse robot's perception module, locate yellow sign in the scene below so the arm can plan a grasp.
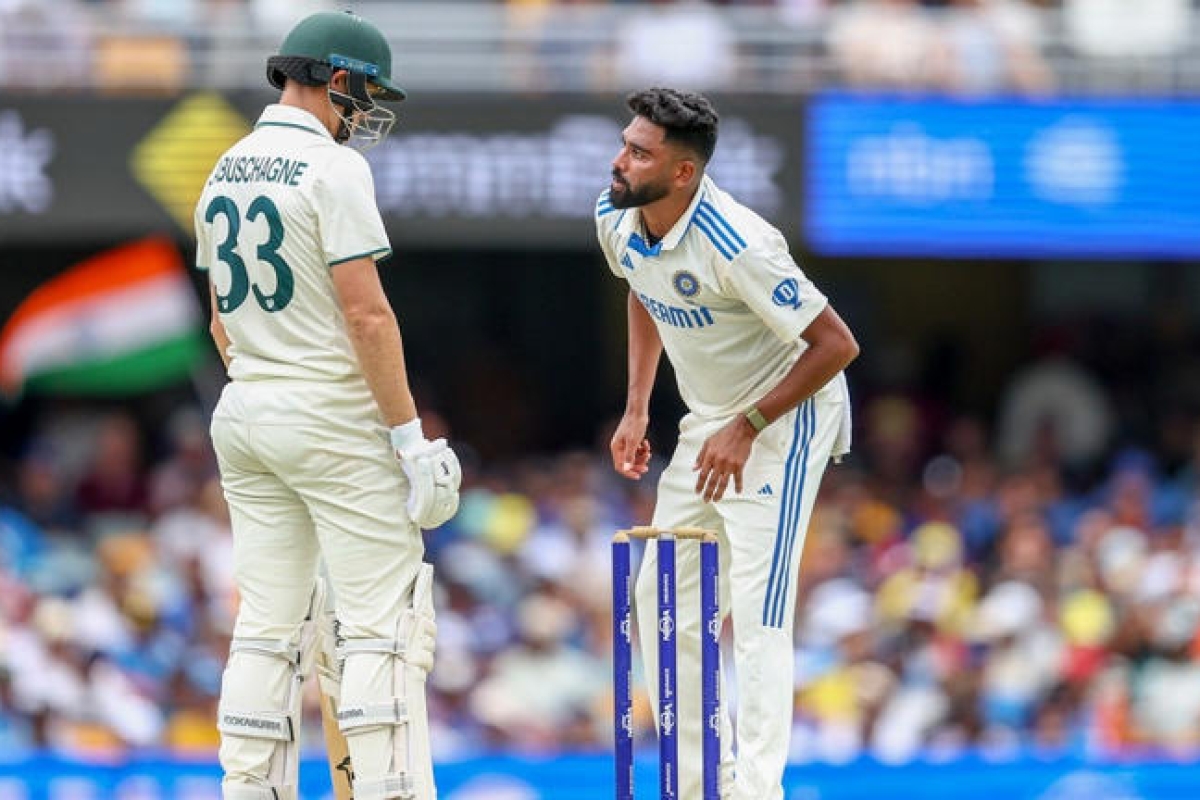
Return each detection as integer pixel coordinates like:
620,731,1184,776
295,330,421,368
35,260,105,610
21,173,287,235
131,92,249,235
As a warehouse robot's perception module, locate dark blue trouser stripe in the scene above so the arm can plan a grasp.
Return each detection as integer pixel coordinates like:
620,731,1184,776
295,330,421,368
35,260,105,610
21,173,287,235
762,400,809,627
768,401,815,628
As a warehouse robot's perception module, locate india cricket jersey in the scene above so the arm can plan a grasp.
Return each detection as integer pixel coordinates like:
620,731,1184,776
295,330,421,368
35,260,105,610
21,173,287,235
596,175,843,422
195,104,391,397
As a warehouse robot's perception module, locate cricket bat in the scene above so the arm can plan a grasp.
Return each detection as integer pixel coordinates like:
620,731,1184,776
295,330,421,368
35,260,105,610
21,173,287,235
314,575,354,800
320,685,354,800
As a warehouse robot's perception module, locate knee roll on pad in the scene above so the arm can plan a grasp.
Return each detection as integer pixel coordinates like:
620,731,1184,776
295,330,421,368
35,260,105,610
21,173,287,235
218,580,328,799
337,564,438,800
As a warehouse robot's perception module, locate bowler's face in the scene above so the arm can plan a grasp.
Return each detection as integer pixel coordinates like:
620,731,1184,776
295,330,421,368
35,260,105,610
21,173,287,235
609,116,673,209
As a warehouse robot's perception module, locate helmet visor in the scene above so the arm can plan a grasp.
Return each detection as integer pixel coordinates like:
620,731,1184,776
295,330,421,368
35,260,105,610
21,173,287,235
329,53,406,101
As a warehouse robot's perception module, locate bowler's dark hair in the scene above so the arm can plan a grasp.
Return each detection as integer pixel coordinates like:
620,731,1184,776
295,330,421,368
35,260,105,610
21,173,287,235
626,88,719,164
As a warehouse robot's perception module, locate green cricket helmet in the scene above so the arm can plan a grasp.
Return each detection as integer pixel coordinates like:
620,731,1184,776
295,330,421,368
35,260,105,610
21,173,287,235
267,10,406,102
267,10,403,148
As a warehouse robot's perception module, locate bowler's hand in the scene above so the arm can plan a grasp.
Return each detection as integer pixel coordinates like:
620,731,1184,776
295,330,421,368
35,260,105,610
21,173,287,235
694,417,756,502
610,412,652,480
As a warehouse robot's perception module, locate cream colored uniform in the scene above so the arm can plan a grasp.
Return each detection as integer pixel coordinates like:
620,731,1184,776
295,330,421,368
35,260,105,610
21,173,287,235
196,105,427,798
597,175,850,800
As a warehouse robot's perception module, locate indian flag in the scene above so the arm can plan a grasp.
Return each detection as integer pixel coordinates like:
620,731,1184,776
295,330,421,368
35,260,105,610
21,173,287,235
0,238,206,397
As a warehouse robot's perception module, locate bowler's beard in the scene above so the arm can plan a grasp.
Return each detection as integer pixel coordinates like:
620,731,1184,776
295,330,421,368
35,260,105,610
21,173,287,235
610,171,670,209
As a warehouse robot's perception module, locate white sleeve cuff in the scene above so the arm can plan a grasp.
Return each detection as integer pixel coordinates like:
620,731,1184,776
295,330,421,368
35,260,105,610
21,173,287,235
389,418,424,453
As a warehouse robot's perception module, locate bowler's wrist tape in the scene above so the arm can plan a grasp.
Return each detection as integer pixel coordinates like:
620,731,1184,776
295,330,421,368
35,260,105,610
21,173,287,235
744,406,769,433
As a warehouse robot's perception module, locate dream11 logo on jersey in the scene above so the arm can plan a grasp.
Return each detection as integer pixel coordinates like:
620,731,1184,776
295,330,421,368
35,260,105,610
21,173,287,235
0,110,54,214
366,114,784,222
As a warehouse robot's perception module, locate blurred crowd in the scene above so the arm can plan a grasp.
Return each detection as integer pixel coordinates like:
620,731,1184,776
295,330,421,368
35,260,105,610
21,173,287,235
3,0,1199,775
3,316,1200,763
1,0,1197,95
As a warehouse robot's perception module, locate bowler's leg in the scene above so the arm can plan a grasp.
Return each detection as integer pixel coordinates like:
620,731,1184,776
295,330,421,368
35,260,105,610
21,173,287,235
718,400,838,800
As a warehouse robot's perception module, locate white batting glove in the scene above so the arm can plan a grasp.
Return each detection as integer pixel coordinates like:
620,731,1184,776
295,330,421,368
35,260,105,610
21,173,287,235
390,418,462,529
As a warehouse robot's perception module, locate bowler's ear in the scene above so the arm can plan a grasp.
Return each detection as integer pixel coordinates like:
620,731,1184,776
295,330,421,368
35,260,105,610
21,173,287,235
675,158,696,187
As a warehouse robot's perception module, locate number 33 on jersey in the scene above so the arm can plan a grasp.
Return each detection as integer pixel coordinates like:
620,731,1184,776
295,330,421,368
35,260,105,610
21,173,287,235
194,104,392,385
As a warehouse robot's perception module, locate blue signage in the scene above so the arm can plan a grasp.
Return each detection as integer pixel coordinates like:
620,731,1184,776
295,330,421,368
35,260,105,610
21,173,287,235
805,93,1200,259
0,753,1198,800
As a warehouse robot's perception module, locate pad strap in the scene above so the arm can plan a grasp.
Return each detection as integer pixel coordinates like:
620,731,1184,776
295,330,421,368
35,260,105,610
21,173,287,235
338,621,435,673
218,709,294,742
338,699,409,732
222,783,296,800
354,773,416,800
230,637,301,666
339,637,406,657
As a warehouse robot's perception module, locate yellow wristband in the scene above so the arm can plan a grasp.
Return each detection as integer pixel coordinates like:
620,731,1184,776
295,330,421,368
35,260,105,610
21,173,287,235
744,406,769,433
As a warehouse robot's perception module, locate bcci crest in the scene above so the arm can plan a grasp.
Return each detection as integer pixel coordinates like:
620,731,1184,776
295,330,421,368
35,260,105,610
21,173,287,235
672,270,700,299
659,610,675,641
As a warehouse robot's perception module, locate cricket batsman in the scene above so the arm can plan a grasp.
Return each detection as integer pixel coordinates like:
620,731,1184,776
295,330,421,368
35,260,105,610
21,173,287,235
194,11,459,799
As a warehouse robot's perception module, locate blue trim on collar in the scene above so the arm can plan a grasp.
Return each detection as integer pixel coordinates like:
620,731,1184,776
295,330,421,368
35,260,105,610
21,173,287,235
627,232,663,257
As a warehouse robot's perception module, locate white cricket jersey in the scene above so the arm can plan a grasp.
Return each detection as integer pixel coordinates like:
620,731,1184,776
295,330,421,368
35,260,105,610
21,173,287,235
194,104,391,400
597,174,846,421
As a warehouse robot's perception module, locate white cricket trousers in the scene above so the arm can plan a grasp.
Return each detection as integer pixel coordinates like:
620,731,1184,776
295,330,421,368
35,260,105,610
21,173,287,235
210,379,424,793
636,394,842,800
